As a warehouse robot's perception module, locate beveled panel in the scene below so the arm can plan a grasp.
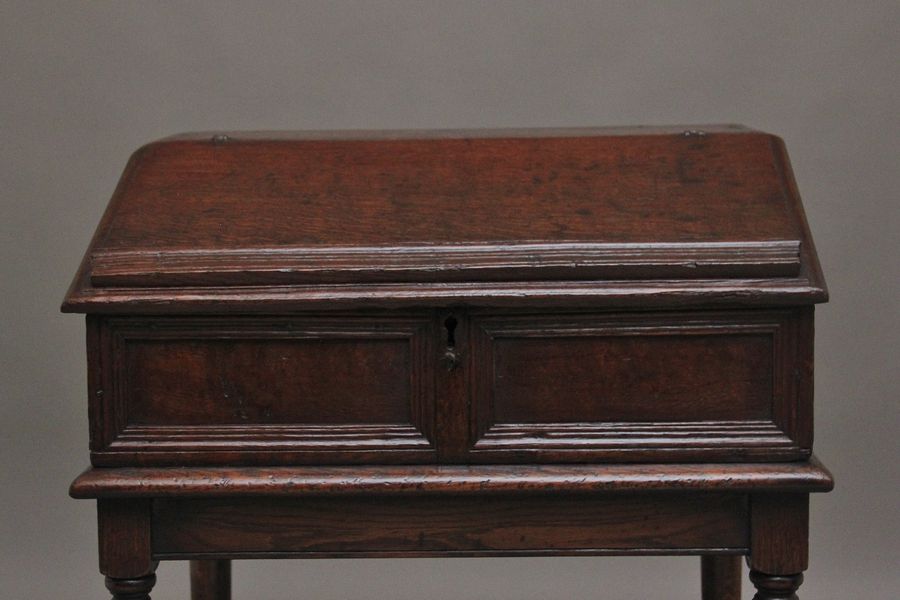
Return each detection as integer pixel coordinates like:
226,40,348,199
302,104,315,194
89,315,437,466
491,333,772,423
468,310,808,462
125,338,411,426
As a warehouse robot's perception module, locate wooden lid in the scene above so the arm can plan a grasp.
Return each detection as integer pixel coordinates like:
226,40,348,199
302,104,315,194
62,126,827,313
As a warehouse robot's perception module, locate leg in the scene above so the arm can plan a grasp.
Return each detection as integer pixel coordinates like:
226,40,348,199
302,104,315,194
191,559,232,600
98,499,158,599
105,574,157,600
748,571,803,600
701,555,741,600
749,494,809,600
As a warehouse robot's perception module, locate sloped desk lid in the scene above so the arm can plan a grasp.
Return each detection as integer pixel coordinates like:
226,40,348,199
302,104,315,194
63,126,827,313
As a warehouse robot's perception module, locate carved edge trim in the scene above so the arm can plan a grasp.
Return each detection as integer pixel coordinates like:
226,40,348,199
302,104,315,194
89,241,802,287
61,277,828,314
69,456,834,498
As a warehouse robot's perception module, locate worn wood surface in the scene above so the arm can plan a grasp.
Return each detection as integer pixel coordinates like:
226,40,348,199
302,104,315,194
97,499,155,579
750,493,810,574
93,128,803,249
468,309,811,463
70,459,834,499
105,574,157,600
90,240,803,287
63,127,831,598
190,560,231,600
88,314,439,466
701,555,742,600
152,493,748,558
749,571,804,600
61,126,827,313
63,278,830,313
85,308,812,466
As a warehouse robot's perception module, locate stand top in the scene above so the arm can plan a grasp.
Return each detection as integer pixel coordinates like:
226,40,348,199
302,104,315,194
71,457,834,499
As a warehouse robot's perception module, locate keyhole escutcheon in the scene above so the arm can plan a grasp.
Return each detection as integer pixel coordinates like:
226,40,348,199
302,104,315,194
441,315,461,371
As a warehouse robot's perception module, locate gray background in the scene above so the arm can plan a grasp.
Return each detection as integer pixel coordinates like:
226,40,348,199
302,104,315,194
2,2,897,598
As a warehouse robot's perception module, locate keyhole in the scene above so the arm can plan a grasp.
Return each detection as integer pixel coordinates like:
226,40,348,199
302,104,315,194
444,316,457,347
440,316,461,372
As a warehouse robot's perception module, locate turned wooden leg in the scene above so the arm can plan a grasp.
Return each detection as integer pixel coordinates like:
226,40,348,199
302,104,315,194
105,574,157,599
97,500,158,600
701,555,741,600
749,494,809,600
749,571,803,599
191,559,232,600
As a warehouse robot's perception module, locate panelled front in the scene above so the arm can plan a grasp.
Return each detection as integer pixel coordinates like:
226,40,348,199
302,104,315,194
465,309,812,463
87,308,811,466
67,129,826,470
88,315,437,466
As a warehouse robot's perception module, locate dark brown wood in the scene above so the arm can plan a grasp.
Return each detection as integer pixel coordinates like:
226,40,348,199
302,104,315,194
152,493,748,558
87,314,437,466
434,310,470,462
127,338,412,426
491,331,772,421
83,308,814,466
702,555,741,600
69,459,834,499
63,278,829,314
97,499,155,579
89,240,802,287
62,127,832,598
750,494,809,575
92,128,804,251
749,570,803,599
468,309,810,463
190,560,231,600
105,574,157,600
62,126,827,314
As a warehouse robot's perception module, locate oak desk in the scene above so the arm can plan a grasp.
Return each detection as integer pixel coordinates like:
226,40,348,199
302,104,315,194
64,126,832,599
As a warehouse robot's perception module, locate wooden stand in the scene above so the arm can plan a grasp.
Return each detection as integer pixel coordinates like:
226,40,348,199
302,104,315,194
73,459,832,599
61,127,833,599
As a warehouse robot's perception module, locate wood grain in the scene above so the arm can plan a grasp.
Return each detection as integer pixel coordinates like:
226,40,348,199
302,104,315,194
62,126,832,598
89,314,438,466
69,458,834,498
105,574,157,600
84,308,813,465
468,309,809,463
61,126,827,313
190,560,230,600
64,277,828,313
90,130,803,249
750,493,809,574
702,555,742,600
89,240,801,287
97,499,155,579
151,493,749,557
749,571,804,600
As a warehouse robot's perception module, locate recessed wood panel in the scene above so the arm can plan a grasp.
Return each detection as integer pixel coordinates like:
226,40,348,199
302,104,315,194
90,315,437,466
125,338,411,426
492,333,772,423
468,311,806,462
152,493,748,557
